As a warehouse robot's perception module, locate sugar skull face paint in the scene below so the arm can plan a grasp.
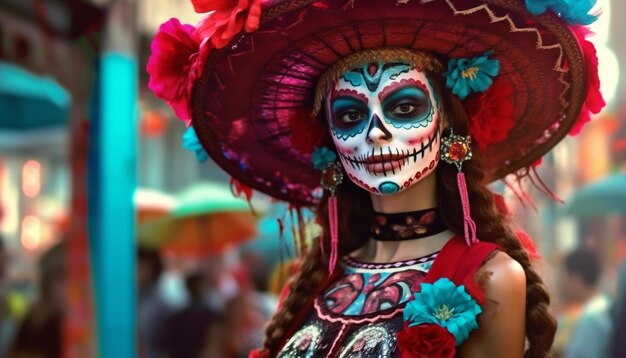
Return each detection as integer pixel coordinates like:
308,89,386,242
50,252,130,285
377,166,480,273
326,62,442,195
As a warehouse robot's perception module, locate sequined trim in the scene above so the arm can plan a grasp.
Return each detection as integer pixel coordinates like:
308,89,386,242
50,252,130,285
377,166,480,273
337,324,397,357
343,251,438,270
277,324,323,358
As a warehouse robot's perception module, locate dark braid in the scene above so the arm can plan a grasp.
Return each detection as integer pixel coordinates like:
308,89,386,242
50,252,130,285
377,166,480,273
263,181,372,355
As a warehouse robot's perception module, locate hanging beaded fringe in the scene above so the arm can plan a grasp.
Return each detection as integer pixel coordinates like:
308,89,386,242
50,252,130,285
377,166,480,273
328,196,339,274
457,172,478,246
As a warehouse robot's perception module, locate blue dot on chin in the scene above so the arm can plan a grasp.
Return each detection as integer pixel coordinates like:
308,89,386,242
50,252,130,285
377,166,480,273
379,182,400,194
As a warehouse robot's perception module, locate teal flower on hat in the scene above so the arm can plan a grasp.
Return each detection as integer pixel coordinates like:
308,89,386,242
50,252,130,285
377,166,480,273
444,50,500,101
182,126,208,163
403,278,482,345
311,147,337,170
525,0,597,25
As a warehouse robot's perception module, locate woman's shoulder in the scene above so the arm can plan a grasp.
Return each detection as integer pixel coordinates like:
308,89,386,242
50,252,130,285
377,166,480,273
482,251,526,295
484,251,526,287
458,252,527,357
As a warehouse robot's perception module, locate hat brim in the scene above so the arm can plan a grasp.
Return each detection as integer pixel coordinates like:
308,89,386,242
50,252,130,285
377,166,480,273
192,0,585,206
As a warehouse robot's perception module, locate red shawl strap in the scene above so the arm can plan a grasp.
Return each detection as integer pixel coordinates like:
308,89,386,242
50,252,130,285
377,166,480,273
424,235,499,286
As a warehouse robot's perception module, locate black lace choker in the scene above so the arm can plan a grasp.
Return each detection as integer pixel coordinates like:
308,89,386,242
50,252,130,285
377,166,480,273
371,208,447,241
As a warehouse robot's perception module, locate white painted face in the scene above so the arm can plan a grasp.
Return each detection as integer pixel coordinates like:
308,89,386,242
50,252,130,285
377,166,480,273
326,62,442,195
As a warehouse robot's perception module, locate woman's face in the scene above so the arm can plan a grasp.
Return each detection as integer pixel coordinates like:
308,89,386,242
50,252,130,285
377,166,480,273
326,61,442,195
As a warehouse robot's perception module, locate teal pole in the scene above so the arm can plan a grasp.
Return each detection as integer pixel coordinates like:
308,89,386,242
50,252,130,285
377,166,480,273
89,1,137,356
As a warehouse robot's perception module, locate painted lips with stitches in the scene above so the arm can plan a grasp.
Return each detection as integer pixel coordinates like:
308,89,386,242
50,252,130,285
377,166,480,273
338,125,440,176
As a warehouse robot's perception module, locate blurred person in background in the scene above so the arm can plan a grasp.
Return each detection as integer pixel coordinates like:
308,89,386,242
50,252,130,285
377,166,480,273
559,247,612,358
611,259,626,358
0,236,27,357
158,271,217,358
10,242,66,358
201,253,277,358
200,251,240,314
137,246,174,358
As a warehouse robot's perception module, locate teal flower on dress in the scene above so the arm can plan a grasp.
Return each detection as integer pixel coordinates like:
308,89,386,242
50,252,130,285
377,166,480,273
444,50,500,100
182,126,208,163
403,278,482,346
311,147,337,170
524,0,597,25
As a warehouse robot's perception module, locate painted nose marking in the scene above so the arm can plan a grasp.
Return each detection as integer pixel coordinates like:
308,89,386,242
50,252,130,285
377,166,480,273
367,114,392,141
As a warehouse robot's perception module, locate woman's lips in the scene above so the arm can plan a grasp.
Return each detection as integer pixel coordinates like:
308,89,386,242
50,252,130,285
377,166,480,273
363,154,409,174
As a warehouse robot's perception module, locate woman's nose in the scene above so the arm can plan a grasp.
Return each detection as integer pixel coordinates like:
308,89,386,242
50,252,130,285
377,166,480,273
366,114,392,145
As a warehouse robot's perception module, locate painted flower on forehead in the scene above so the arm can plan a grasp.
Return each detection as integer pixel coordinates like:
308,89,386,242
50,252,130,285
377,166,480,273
404,278,482,345
147,18,212,120
311,147,337,170
182,126,209,163
444,50,500,100
193,0,262,49
524,0,597,25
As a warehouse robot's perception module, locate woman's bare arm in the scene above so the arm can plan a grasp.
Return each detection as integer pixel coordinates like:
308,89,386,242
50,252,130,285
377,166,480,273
459,251,527,358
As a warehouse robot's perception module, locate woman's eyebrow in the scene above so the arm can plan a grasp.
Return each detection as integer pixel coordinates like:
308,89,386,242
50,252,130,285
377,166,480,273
378,78,429,102
330,88,369,105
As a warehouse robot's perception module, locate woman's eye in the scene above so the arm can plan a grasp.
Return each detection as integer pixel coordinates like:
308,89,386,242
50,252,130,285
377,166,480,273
391,103,416,116
340,111,367,123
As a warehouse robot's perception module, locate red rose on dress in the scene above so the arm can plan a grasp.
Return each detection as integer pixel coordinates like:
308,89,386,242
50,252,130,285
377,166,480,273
194,0,262,49
147,18,212,120
465,79,515,151
397,324,456,358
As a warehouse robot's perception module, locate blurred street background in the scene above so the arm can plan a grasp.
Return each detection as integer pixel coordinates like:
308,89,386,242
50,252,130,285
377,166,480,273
0,0,624,357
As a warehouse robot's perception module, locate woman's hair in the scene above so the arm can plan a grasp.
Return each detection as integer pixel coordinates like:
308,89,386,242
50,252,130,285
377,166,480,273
263,53,556,357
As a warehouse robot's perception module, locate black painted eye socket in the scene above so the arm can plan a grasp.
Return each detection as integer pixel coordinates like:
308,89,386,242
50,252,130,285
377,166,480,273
390,103,417,117
383,87,431,122
340,110,368,123
330,97,370,131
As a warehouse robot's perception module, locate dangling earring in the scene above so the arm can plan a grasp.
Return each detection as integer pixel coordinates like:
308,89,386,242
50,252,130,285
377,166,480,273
440,129,479,246
312,147,344,274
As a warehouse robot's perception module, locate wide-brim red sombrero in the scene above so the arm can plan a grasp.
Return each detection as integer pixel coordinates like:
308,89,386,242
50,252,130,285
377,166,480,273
190,0,591,206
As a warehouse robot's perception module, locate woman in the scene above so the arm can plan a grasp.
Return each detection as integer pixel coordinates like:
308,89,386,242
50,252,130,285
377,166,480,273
147,0,604,356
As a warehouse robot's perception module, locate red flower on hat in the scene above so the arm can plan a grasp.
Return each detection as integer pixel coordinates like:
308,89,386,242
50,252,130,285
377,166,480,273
248,348,268,358
194,0,262,49
397,324,456,358
147,18,212,120
465,79,515,151
289,109,326,155
569,25,606,136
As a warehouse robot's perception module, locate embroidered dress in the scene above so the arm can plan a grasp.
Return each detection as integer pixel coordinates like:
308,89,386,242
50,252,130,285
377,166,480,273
278,252,438,357
276,236,499,358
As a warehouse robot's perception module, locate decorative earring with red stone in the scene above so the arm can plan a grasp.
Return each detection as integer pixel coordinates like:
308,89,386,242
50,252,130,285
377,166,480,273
440,130,478,246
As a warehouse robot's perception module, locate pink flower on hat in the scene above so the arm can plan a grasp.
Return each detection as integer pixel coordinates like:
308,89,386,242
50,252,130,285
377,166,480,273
569,25,605,136
193,0,262,49
147,18,212,120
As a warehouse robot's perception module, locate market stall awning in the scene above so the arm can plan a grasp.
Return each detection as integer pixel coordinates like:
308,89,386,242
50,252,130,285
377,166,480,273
563,172,626,217
0,61,70,130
